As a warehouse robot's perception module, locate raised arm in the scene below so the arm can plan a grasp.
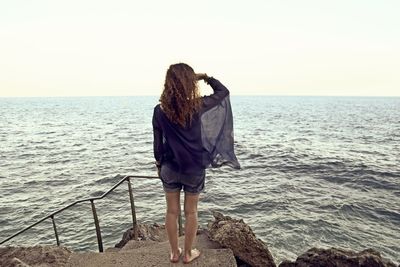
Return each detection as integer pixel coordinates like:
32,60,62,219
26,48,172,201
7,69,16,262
197,74,230,112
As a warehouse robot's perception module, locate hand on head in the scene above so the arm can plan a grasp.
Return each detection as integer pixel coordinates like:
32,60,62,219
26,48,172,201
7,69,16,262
195,73,208,81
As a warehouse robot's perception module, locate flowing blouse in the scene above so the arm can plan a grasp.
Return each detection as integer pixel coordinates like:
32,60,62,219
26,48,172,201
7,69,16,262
152,77,240,175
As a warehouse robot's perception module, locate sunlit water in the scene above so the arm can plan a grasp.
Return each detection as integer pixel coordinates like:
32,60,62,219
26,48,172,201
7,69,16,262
0,96,399,264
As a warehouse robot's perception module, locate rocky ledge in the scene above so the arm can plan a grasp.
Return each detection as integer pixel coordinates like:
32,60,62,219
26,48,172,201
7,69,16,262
207,211,276,267
114,222,168,248
205,212,398,267
1,212,398,267
114,211,398,267
0,246,71,267
279,247,398,267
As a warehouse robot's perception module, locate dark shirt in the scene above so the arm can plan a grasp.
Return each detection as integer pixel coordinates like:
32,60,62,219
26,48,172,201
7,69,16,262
152,77,239,175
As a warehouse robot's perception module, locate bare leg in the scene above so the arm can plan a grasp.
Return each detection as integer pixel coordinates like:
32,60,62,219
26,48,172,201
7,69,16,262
183,192,201,263
165,191,181,262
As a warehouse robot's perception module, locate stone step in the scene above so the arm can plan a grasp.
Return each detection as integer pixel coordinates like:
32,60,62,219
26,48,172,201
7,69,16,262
120,233,222,252
67,248,236,267
67,233,236,267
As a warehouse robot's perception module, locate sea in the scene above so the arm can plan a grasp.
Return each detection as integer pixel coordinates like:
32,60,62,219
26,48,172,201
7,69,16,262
0,96,399,264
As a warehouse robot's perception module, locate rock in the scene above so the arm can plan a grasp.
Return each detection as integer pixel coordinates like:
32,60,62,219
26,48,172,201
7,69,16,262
8,258,31,267
279,260,295,267
0,246,71,267
114,223,167,248
279,247,397,267
207,211,276,267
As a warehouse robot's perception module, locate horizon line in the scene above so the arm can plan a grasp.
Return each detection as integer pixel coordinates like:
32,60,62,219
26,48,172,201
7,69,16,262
1,94,400,98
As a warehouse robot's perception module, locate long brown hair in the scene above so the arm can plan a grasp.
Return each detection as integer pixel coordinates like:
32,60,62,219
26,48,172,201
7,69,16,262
160,63,201,128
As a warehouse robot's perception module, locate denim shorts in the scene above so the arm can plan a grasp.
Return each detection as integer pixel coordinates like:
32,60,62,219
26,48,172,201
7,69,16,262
160,164,205,194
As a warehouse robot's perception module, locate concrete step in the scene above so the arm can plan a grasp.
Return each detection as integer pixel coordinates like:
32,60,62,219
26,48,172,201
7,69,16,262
120,233,222,252
67,248,236,267
67,233,237,267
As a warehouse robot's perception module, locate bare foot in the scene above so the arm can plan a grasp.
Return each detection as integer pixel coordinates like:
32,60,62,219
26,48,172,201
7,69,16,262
170,247,182,263
183,248,201,264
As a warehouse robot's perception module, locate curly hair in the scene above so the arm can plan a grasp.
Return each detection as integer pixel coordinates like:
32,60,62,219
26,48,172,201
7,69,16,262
160,63,202,128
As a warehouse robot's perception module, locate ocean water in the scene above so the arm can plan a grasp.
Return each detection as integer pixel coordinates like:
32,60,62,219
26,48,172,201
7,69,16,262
0,96,399,264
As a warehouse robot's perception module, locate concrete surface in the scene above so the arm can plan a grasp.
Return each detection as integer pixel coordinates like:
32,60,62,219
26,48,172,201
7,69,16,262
67,233,237,267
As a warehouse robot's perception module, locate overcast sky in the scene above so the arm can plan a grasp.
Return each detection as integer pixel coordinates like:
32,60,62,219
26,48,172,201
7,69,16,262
1,0,399,97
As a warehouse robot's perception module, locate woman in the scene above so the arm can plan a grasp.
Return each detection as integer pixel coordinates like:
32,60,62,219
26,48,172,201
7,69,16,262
152,63,239,264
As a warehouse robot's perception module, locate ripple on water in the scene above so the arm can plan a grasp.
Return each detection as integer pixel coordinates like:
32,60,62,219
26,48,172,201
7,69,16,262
1,96,399,264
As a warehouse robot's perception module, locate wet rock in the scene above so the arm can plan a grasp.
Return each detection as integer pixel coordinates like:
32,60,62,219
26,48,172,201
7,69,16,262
207,211,276,267
279,247,397,267
114,223,167,248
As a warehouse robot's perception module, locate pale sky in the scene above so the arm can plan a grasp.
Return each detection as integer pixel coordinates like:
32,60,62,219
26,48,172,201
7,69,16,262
1,0,399,97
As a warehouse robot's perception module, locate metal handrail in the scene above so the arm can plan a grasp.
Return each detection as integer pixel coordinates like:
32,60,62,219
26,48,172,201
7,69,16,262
0,174,183,252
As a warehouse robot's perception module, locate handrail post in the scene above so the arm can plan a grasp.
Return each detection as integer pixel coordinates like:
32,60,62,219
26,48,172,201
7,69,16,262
178,211,183,236
90,200,103,252
127,177,138,240
51,215,60,246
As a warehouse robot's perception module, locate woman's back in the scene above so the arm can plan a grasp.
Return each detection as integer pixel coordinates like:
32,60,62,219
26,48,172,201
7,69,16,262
152,76,233,174
153,103,204,174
